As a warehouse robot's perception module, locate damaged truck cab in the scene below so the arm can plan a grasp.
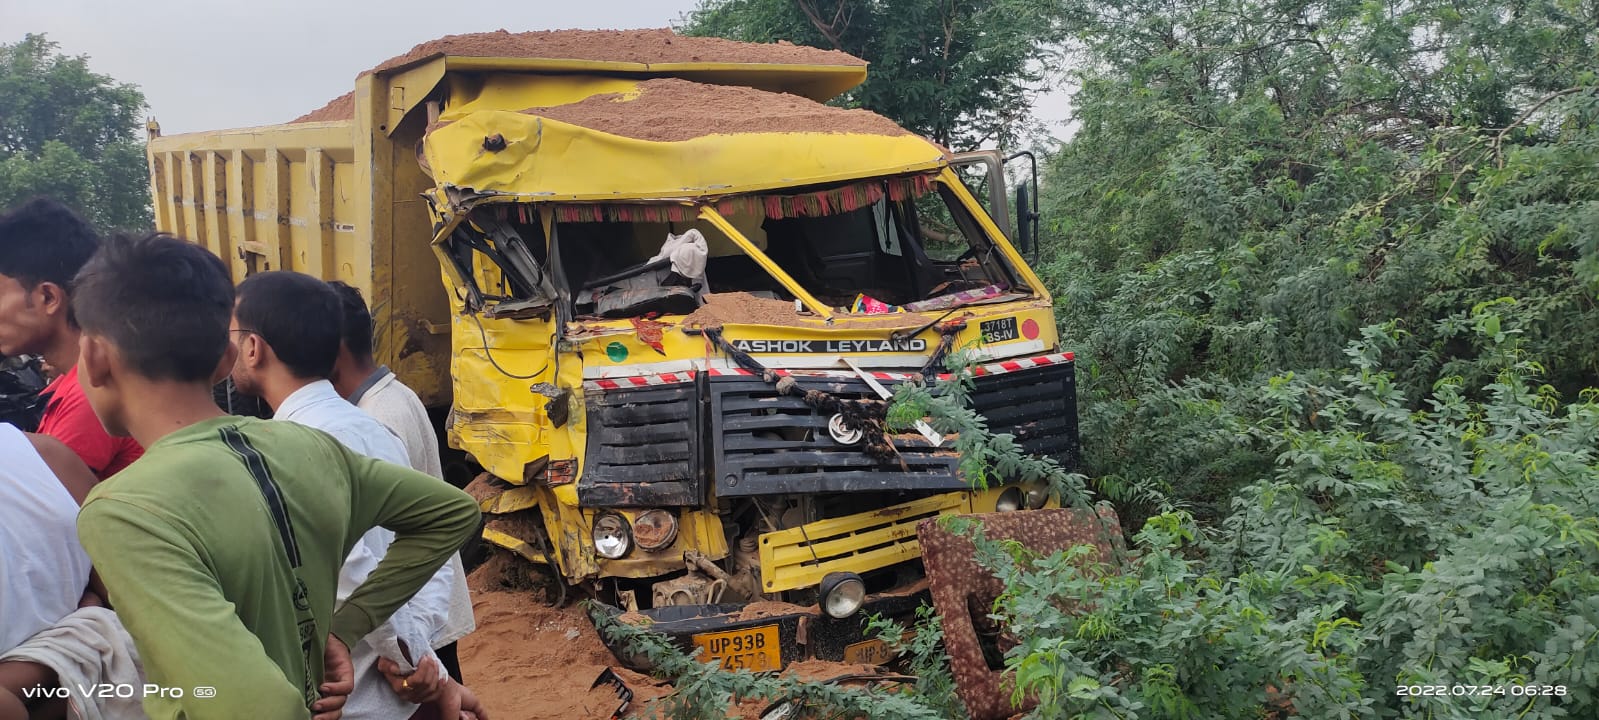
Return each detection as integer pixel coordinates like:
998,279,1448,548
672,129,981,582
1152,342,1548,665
432,69,1081,669
145,34,1078,671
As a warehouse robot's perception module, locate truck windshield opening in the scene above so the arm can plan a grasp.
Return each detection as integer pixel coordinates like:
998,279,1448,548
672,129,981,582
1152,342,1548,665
443,176,1024,323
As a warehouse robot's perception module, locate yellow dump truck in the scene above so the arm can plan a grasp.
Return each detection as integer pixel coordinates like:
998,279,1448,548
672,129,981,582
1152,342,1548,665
146,29,1079,671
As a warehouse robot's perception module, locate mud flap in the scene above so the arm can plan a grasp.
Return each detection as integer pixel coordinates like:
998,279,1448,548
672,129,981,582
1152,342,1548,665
918,507,1126,720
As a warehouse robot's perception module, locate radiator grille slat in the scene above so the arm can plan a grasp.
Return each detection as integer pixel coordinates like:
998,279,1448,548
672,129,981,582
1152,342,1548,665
578,382,700,507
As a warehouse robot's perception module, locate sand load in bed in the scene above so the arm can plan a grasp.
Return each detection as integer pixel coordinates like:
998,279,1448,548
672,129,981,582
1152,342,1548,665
293,28,865,123
514,78,908,142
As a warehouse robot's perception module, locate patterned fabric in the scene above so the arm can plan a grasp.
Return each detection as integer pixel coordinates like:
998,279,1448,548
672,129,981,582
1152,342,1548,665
526,173,938,224
919,506,1126,720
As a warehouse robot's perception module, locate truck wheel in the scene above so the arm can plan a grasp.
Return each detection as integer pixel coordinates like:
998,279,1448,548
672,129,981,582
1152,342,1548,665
213,378,270,418
480,509,570,606
459,515,489,573
472,546,568,603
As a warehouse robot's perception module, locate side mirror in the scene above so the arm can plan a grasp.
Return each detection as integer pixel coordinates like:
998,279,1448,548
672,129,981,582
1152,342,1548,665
1014,184,1035,255
1016,184,1029,254
1004,150,1041,263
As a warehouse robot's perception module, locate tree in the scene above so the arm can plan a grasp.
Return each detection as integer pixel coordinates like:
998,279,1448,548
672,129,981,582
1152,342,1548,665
0,34,152,230
680,0,1065,150
1036,0,1599,515
602,2,1599,717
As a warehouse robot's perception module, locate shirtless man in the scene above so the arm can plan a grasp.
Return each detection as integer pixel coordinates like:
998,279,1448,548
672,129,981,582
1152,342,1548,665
0,429,103,720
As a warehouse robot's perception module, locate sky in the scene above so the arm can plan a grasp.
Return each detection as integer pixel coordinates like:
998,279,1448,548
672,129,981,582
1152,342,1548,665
1,0,1071,139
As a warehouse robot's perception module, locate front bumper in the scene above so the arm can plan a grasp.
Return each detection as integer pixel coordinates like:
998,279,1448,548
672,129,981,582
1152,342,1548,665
590,485,1053,671
757,485,1021,593
593,586,929,671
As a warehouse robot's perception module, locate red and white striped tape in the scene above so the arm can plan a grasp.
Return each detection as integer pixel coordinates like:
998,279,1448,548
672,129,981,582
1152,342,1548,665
583,371,697,391
581,352,1075,392
971,352,1076,377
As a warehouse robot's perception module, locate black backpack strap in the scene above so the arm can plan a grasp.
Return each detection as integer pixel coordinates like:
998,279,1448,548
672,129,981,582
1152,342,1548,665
218,424,321,707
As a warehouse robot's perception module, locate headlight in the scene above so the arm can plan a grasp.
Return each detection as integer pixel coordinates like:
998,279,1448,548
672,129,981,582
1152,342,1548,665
592,512,632,559
995,487,1024,512
819,572,866,618
1023,482,1051,509
633,509,679,552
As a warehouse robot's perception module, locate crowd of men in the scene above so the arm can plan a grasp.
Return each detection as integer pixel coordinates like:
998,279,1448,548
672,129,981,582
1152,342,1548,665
0,197,490,720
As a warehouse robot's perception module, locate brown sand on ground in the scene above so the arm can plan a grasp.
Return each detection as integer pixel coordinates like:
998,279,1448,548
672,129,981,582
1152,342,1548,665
291,28,863,123
467,552,537,596
461,562,914,717
517,78,909,142
459,589,673,719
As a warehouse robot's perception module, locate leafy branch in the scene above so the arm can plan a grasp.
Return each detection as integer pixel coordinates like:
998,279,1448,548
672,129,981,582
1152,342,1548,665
589,605,946,719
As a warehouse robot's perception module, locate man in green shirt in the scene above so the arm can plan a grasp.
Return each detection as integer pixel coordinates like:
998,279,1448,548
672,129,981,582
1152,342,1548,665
69,233,481,720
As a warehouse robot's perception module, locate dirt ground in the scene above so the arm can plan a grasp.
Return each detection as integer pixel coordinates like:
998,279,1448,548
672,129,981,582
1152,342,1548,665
458,588,672,719
458,585,896,719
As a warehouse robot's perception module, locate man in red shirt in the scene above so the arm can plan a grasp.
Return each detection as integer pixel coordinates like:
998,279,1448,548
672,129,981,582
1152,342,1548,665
0,198,142,478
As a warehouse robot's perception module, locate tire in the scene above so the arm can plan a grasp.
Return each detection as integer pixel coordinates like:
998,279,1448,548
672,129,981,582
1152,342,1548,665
459,515,489,573
213,378,271,418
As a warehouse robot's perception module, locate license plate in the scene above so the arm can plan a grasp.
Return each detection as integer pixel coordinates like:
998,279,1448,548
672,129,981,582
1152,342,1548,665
843,631,915,665
692,625,780,671
980,317,1019,344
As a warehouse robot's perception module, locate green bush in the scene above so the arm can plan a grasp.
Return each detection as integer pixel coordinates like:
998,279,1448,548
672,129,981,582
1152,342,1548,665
1040,0,1599,516
974,316,1599,718
604,315,1599,718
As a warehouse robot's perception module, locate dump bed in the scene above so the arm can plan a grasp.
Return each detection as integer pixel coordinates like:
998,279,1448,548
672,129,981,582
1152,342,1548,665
147,116,450,403
145,30,871,406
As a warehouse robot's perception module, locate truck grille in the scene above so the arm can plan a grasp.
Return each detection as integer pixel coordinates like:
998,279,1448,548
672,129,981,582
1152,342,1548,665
969,360,1080,467
576,357,1080,504
708,374,964,498
578,381,701,506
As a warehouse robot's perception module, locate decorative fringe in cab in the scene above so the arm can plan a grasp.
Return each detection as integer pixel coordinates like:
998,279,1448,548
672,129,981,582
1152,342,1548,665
515,174,937,224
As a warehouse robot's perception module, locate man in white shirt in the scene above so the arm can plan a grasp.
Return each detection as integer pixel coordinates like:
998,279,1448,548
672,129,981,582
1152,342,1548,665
327,282,444,478
230,271,483,720
0,427,92,653
328,281,476,683
0,428,136,720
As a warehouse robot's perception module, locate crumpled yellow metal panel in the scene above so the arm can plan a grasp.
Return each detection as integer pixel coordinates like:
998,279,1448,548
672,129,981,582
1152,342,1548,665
482,526,547,564
448,309,586,484
421,84,948,201
437,74,642,124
